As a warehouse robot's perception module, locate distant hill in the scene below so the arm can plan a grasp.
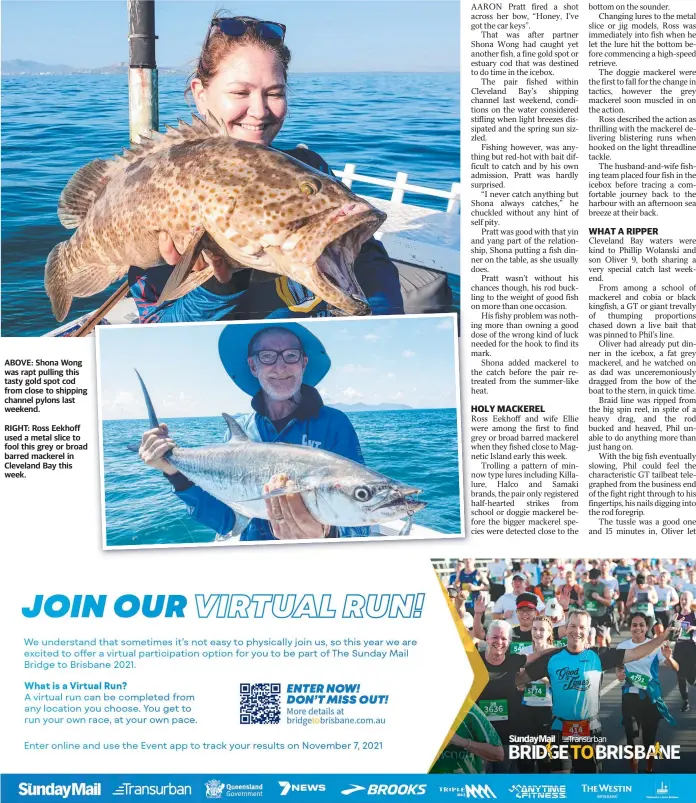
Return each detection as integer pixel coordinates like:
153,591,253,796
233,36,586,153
332,403,413,413
2,59,74,75
2,59,188,75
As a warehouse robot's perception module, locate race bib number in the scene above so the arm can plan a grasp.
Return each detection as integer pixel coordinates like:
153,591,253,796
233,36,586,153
679,622,692,641
479,699,508,721
509,642,524,654
637,603,652,615
554,638,568,647
627,671,650,690
524,682,548,700
585,599,599,612
562,719,591,738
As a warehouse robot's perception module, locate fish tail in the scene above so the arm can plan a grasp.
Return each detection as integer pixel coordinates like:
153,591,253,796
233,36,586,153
45,241,73,322
134,369,160,429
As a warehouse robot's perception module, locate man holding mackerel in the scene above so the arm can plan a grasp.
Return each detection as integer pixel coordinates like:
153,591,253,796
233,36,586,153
138,323,424,541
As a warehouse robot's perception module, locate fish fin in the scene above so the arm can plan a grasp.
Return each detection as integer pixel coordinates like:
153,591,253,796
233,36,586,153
215,512,252,542
398,516,414,537
57,158,115,229
45,241,73,321
157,228,209,304
221,413,250,442
133,369,160,429
116,115,226,168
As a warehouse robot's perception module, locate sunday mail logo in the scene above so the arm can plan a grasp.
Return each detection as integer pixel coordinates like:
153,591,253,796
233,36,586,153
18,781,102,798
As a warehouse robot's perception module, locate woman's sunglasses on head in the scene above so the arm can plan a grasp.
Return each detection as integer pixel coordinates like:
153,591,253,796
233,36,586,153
212,17,286,43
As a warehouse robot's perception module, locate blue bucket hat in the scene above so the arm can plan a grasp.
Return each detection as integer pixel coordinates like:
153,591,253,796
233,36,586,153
218,323,331,396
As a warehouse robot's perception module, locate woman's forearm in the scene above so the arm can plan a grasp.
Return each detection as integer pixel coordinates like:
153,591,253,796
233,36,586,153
449,734,503,762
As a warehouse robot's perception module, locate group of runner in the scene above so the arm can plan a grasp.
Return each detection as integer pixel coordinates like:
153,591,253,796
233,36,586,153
435,557,696,775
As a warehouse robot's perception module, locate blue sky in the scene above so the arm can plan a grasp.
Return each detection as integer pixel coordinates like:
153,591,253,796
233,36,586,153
97,315,458,419
1,1,459,72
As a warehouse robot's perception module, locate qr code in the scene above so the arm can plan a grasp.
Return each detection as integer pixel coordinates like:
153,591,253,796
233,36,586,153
240,682,281,724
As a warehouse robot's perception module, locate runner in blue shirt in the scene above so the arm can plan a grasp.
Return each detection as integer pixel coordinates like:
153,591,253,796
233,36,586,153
518,609,675,773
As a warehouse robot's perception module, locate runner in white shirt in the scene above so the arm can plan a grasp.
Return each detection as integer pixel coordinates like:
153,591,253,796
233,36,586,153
517,615,555,773
487,559,510,603
616,611,679,773
653,571,680,635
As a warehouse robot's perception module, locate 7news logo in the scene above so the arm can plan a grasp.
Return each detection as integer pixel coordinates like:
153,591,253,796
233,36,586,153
278,781,327,796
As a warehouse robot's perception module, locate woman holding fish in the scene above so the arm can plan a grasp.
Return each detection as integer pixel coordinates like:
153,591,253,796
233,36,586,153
46,16,404,324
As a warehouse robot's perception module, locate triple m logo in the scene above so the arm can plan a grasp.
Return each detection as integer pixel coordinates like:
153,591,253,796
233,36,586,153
278,782,327,796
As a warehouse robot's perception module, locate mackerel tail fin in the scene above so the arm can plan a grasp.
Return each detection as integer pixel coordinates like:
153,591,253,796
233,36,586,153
134,369,160,429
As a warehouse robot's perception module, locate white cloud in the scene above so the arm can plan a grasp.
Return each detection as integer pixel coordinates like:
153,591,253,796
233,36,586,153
342,363,373,374
364,333,379,342
341,386,364,402
316,384,335,403
162,391,195,414
387,372,395,378
391,391,405,400
111,390,135,410
437,318,453,330
402,350,416,358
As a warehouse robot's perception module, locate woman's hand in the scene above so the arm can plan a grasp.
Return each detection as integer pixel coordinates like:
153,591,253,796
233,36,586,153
158,231,234,283
139,423,178,475
474,594,488,616
265,474,326,540
616,665,626,682
661,643,673,660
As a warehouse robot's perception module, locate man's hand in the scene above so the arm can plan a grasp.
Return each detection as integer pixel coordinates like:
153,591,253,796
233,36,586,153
139,424,178,475
616,665,626,682
265,473,326,540
159,231,235,283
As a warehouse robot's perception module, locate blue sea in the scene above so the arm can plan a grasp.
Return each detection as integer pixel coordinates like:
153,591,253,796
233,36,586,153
102,408,461,546
1,72,460,336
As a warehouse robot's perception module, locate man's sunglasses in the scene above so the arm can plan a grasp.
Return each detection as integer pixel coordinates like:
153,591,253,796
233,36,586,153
252,348,303,365
211,17,286,43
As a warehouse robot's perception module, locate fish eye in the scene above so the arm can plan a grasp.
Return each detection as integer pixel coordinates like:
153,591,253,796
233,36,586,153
353,486,373,502
299,179,321,196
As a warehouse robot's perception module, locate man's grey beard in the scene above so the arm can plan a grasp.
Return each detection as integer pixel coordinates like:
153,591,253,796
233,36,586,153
260,374,303,402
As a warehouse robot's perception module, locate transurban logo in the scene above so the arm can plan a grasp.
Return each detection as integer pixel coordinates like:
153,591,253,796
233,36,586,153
367,785,427,796
278,782,327,796
113,782,192,796
18,782,102,798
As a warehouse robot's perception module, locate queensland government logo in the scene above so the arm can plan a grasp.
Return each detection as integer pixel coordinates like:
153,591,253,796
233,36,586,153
205,780,226,799
509,784,567,800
